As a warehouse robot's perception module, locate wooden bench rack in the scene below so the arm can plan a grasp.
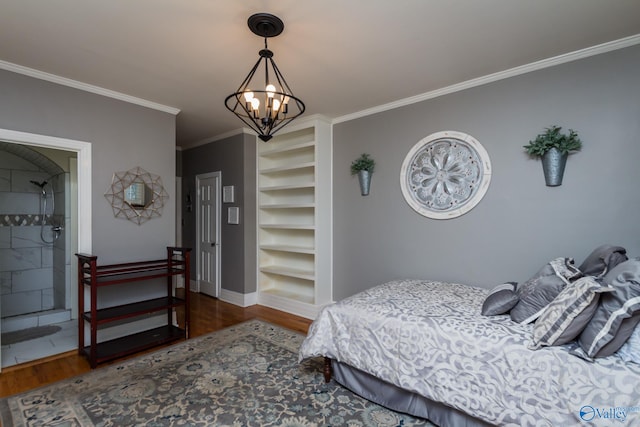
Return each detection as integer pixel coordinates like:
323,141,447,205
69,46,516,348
76,247,191,368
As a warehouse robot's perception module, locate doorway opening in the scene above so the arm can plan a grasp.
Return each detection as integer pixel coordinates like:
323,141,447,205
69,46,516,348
0,128,91,369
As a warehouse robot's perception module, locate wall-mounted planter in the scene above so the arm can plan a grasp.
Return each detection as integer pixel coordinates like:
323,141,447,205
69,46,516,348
358,170,372,196
541,147,568,187
351,153,376,196
524,126,582,188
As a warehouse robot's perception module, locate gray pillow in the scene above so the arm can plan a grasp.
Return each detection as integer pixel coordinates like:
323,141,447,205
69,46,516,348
481,282,518,316
529,276,614,350
578,244,627,277
579,259,640,358
510,257,582,324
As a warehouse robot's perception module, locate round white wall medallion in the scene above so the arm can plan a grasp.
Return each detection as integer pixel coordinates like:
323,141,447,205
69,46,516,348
400,131,492,219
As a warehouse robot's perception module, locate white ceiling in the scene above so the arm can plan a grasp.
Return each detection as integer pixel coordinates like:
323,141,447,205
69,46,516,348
1,1,639,148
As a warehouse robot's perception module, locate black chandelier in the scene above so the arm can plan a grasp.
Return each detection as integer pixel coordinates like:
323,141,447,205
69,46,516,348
224,13,306,142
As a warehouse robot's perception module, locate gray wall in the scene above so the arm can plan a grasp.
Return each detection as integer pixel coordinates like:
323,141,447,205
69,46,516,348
333,45,640,300
0,69,177,264
181,133,257,294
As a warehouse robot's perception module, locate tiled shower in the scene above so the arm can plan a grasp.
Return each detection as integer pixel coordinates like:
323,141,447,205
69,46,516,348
0,142,74,365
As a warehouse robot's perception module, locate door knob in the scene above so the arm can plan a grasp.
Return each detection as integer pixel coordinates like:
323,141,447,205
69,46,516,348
211,242,216,247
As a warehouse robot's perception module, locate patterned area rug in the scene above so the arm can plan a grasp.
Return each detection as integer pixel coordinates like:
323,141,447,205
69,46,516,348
0,320,433,426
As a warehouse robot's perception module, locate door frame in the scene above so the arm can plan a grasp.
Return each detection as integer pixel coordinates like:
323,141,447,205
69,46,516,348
0,128,92,371
195,171,221,297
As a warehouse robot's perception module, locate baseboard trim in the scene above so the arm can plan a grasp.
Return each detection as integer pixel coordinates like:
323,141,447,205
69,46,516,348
190,279,199,293
219,289,258,308
257,293,327,320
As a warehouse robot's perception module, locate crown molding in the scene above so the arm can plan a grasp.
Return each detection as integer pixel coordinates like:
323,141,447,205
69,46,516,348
0,60,180,115
180,127,254,150
334,34,640,125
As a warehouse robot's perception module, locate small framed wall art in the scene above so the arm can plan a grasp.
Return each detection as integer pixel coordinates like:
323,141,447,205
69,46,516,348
223,185,235,203
228,207,240,225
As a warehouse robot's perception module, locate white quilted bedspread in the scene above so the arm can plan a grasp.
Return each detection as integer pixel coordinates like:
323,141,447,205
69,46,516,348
299,279,640,426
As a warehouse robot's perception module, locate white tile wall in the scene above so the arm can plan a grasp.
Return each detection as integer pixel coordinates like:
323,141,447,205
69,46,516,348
0,169,9,191
0,272,10,295
42,246,53,268
1,313,37,331
0,164,69,321
0,248,41,271
42,287,54,310
12,268,53,292
0,193,40,214
38,309,70,325
11,226,47,248
11,170,50,193
0,227,9,248
1,290,43,317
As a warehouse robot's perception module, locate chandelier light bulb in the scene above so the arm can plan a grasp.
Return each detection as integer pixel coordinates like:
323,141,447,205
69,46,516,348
272,98,281,115
243,91,254,102
266,84,276,97
251,97,260,110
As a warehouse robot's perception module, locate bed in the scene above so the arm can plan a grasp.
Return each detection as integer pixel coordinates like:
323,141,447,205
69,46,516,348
299,267,640,426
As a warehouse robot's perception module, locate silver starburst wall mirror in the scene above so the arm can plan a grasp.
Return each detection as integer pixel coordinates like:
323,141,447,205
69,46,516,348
104,166,169,225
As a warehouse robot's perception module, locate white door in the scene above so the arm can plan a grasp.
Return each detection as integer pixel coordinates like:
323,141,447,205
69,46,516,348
196,172,221,297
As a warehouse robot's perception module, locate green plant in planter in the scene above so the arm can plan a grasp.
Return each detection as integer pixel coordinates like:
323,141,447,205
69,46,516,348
524,125,582,187
523,125,582,157
351,153,376,196
350,153,376,175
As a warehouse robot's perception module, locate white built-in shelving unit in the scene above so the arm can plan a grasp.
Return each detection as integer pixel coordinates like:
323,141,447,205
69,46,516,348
257,116,332,319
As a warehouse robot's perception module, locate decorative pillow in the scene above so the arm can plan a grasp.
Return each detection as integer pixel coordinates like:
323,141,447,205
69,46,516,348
616,323,640,364
481,282,518,316
510,257,582,324
578,259,640,358
529,276,614,350
578,244,627,277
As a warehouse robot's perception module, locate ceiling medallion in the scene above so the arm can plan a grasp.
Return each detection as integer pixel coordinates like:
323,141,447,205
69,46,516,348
400,131,492,219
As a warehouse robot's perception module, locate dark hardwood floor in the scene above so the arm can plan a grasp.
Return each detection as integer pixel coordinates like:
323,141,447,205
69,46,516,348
0,292,312,399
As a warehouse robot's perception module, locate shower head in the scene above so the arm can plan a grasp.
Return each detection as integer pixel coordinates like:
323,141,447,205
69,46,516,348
30,180,48,188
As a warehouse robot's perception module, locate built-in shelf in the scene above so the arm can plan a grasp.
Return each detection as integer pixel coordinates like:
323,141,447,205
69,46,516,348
260,224,315,230
260,265,315,281
260,183,315,192
259,162,315,175
260,203,315,209
257,117,332,320
260,244,315,254
260,140,315,157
